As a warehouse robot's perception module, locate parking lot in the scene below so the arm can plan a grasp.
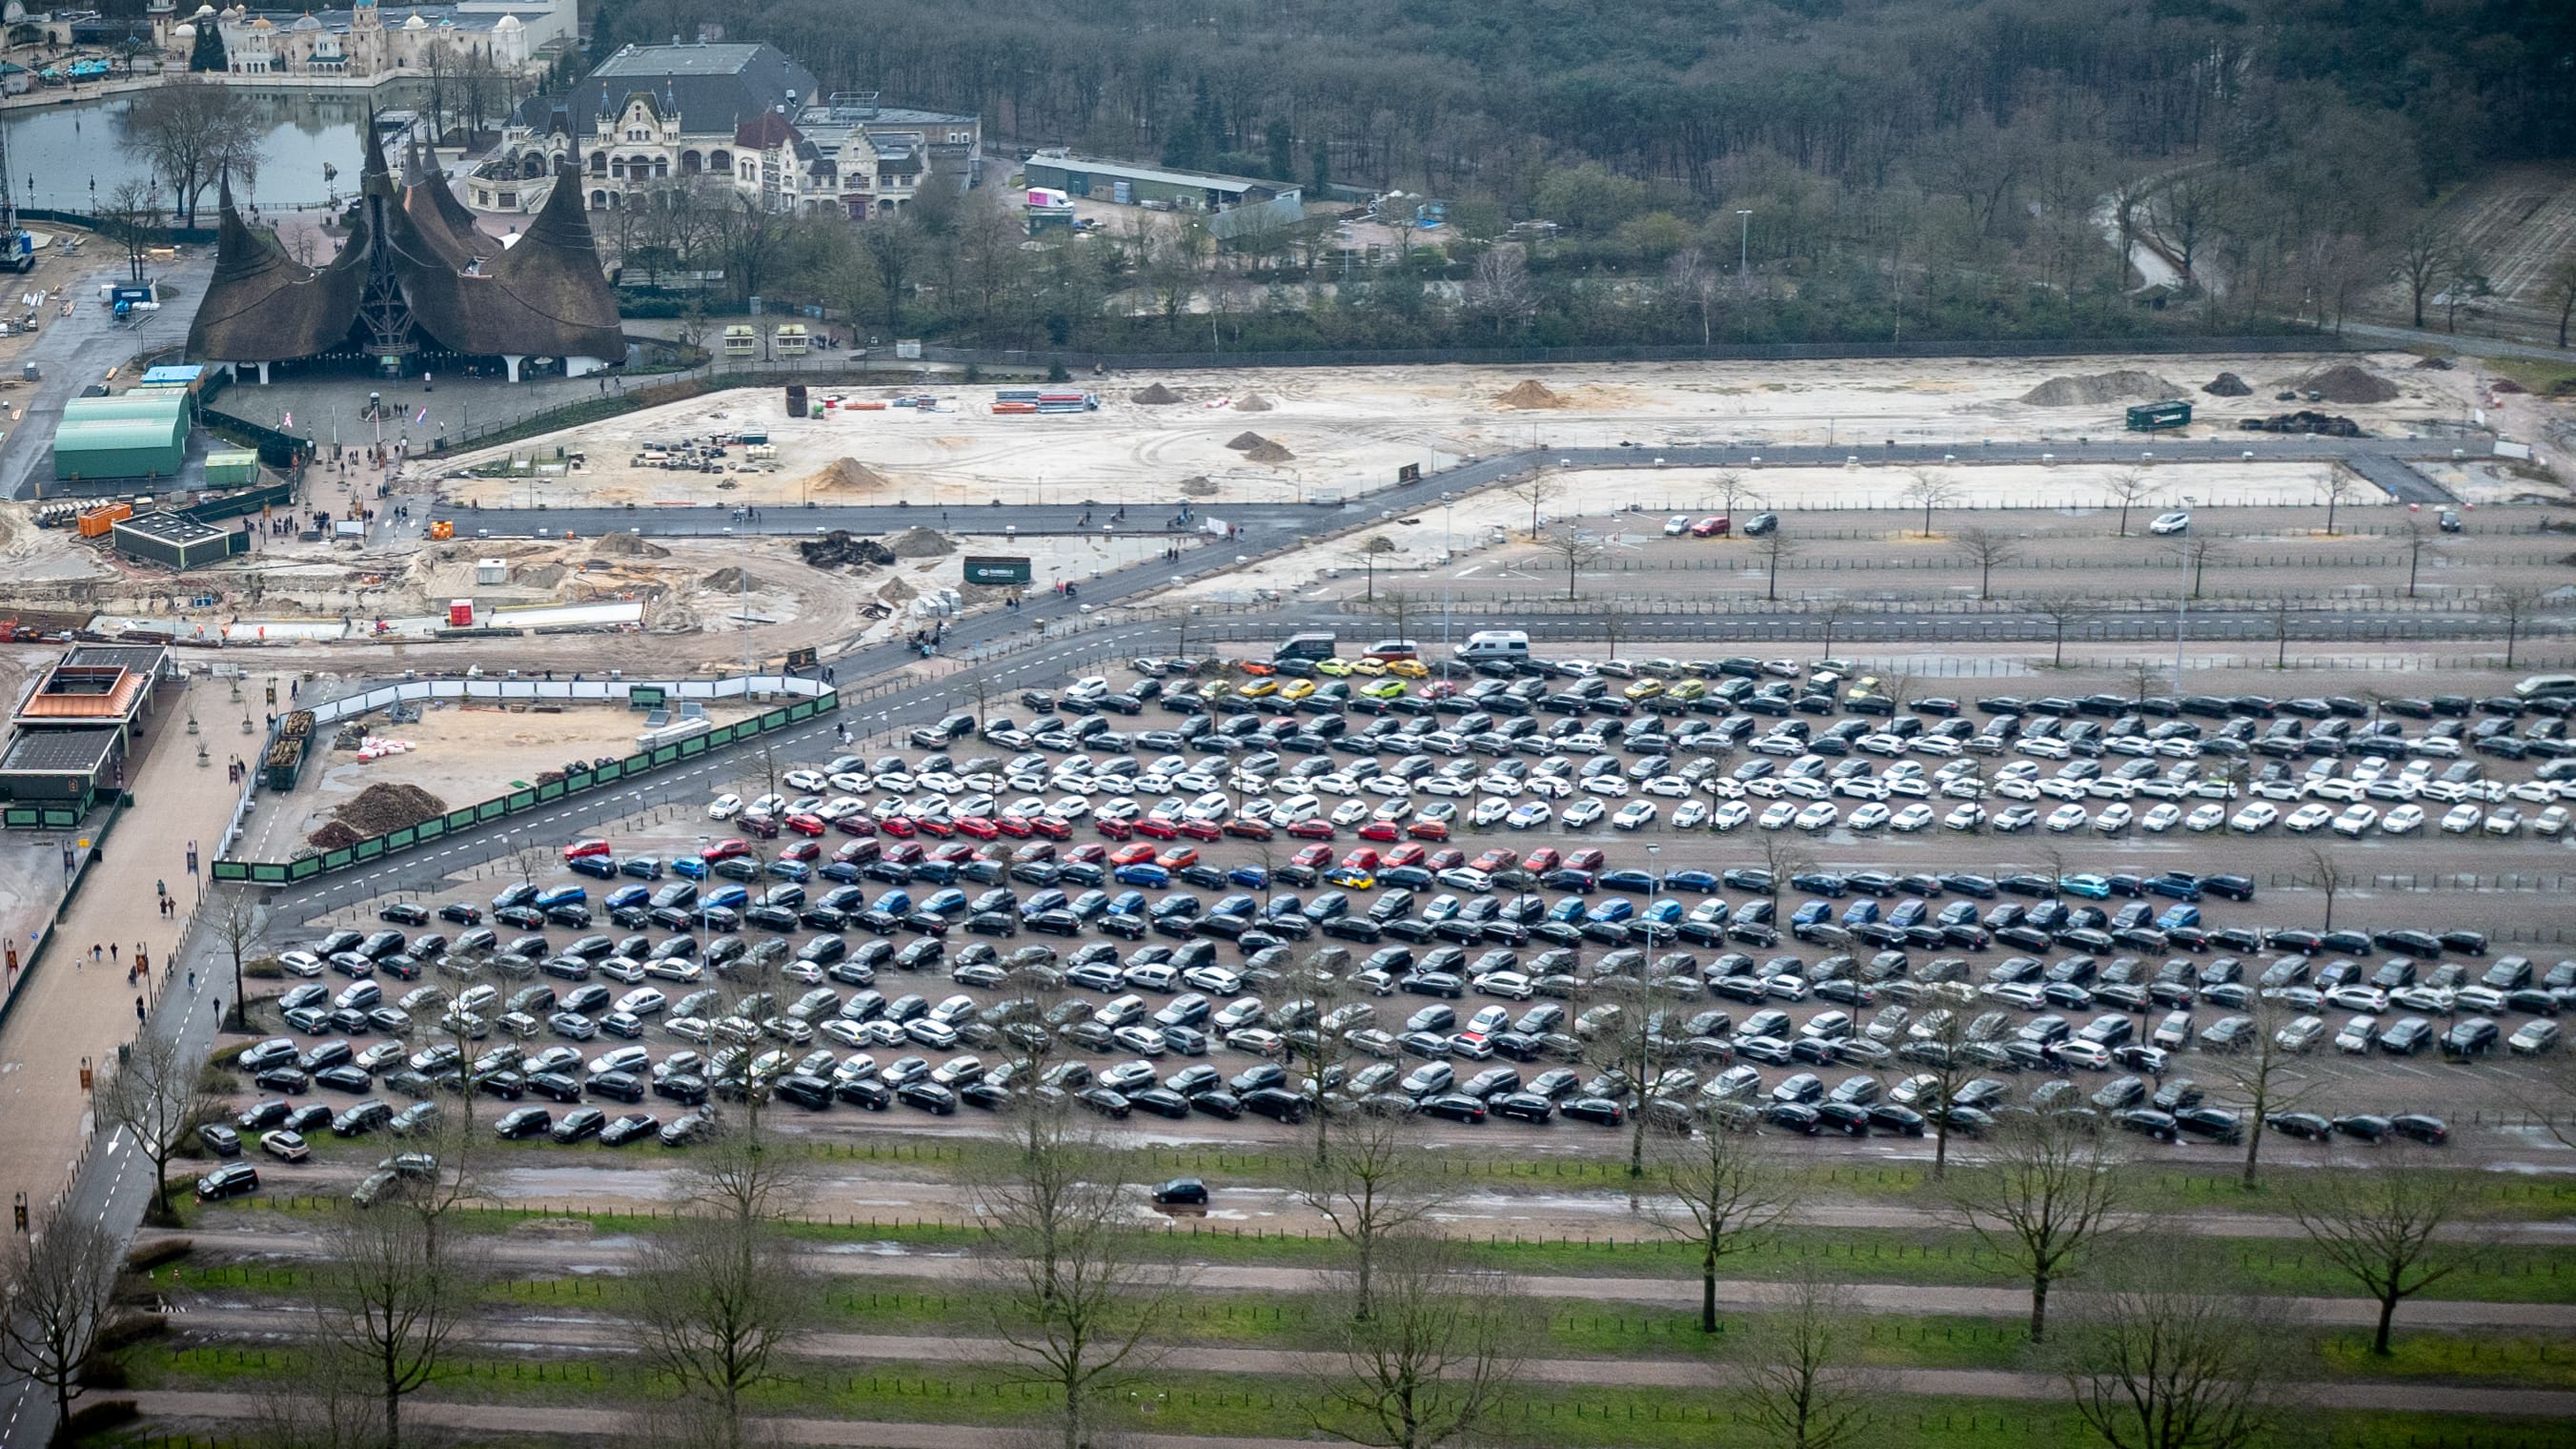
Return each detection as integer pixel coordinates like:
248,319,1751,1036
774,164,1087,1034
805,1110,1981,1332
202,637,2576,1194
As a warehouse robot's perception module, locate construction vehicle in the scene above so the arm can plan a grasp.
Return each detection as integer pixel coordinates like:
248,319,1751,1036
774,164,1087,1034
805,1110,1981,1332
428,520,455,541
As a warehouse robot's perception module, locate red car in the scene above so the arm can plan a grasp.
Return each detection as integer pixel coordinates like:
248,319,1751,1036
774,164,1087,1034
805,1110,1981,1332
954,816,1001,841
1286,819,1337,841
1095,817,1135,841
1237,660,1277,677
1176,818,1222,842
929,843,977,864
832,840,881,866
1011,842,1058,865
913,815,956,839
1341,848,1383,870
1135,815,1181,841
1384,843,1428,868
563,838,612,862
1566,847,1607,872
883,842,926,865
1224,819,1276,840
1690,515,1730,538
1404,820,1450,841
1156,846,1201,870
1030,815,1073,841
1109,843,1159,867
992,813,1034,839
782,813,827,838
1522,847,1561,872
1422,681,1459,701
1429,848,1469,870
734,814,781,841
779,840,823,864
1291,844,1334,868
879,816,918,839
700,838,752,863
833,814,877,837
1066,843,1109,865
1356,820,1401,843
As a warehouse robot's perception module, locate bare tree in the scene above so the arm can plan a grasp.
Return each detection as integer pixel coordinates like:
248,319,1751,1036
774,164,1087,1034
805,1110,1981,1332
1755,835,1815,921
1665,247,1719,345
2269,594,2298,671
2294,841,2344,932
1898,470,1960,539
2056,1252,2289,1449
0,1213,120,1432
2033,593,2097,669
2392,221,2456,330
2496,585,2547,669
2168,535,2224,600
1354,535,1399,603
1733,1265,1886,1449
1811,599,1852,659
2398,519,2438,599
1954,527,2018,602
1369,587,1422,648
1760,527,1796,602
2102,469,2161,539
309,1202,477,1449
116,74,262,225
509,839,553,891
1534,526,1602,602
1503,474,1555,541
1298,1111,1452,1320
1711,470,1758,523
2288,1150,2464,1356
1649,1116,1793,1332
248,1344,385,1449
1588,976,1676,1191
210,888,264,1032
94,177,164,286
631,1212,815,1448
1309,1234,1521,1449
2123,659,2166,706
93,1027,221,1225
975,1110,1187,1449
1904,1006,1985,1181
1467,243,1535,336
2202,997,2319,1191
2546,255,2576,349
2322,470,2360,537
1943,1113,2129,1341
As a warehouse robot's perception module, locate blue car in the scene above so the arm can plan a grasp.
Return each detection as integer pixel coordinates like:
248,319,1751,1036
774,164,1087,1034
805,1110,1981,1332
2060,873,2114,900
1213,893,1258,919
2143,872,2203,902
2156,904,2201,931
533,886,590,909
1228,865,1271,888
700,885,750,911
1661,869,1718,893
909,861,958,886
1548,896,1588,924
921,888,970,915
1937,900,1980,926
1585,898,1634,924
1108,889,1148,917
1888,897,1928,929
820,861,863,884
1114,863,1171,888
566,855,619,880
872,889,914,915
767,859,812,882
1840,899,1880,927
606,885,651,911
620,856,665,880
671,857,710,881
1792,900,1833,928
1598,869,1657,894
1644,898,1684,924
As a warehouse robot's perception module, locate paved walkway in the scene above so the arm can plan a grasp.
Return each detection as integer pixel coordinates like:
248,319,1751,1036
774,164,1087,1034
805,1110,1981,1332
0,677,248,1225
145,1226,2576,1332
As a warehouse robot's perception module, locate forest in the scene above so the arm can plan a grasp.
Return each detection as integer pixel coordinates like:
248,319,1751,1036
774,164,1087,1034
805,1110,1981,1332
583,0,2575,353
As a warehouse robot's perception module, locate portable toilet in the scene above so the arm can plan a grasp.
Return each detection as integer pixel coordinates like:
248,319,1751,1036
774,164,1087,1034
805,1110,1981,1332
476,558,507,586
722,324,758,359
448,599,475,627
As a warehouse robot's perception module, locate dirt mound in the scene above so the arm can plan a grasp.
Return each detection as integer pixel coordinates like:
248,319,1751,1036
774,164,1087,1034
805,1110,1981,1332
320,783,446,846
883,527,953,559
2240,411,2363,438
1232,393,1273,413
589,532,669,559
798,531,895,569
2017,371,2185,407
2491,378,2526,396
701,567,761,592
2413,356,2455,371
1244,439,1296,464
1129,383,1183,404
1179,476,1219,497
2295,364,2401,404
1225,431,1268,452
1495,379,1567,409
877,575,918,605
2201,372,2252,397
515,561,568,588
805,457,894,492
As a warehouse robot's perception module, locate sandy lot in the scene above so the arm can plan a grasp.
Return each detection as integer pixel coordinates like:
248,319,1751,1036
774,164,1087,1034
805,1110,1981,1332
238,698,762,861
1532,459,2352,515
430,351,2486,513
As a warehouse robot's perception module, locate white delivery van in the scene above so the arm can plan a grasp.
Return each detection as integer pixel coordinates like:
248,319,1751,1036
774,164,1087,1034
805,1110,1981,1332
1458,629,1531,662
2512,674,2576,701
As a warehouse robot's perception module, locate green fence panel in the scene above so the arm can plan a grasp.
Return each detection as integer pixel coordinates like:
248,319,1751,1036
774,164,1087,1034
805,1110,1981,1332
416,817,445,841
253,863,291,884
537,781,565,804
789,700,816,721
3,807,32,827
728,719,757,741
44,807,75,827
679,734,708,757
287,858,322,882
388,827,416,850
323,847,355,870
447,807,478,829
475,799,506,822
506,789,537,810
564,771,593,794
211,860,249,882
624,752,654,773
651,745,679,767
595,761,623,784
353,836,385,861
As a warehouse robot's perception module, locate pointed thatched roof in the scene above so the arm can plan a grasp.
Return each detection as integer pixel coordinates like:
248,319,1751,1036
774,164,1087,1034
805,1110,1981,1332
187,179,371,362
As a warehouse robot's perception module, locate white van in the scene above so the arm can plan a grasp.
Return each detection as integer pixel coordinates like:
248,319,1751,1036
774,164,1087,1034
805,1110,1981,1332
1458,629,1530,662
2512,674,2576,701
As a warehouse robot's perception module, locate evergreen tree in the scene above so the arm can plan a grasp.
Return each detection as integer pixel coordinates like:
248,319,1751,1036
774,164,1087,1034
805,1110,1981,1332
188,18,227,72
1265,118,1292,181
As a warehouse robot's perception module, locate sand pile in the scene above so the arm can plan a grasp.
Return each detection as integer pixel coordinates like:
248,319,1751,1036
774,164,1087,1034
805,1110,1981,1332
515,561,568,588
1130,383,1183,404
590,532,670,559
2296,364,2400,404
877,575,918,604
1232,393,1273,413
701,567,761,592
1495,379,1567,409
2202,373,2252,397
1225,432,1268,452
1244,439,1296,464
2018,371,2185,407
805,458,894,492
884,527,955,559
1179,476,1218,497
323,783,447,842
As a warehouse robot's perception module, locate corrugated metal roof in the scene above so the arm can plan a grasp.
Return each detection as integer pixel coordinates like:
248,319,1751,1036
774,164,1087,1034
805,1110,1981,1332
55,418,186,452
63,394,189,425
18,673,144,719
1022,153,1271,194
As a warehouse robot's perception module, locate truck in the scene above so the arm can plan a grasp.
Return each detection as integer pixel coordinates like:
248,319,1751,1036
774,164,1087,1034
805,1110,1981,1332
2124,399,2192,433
262,710,315,791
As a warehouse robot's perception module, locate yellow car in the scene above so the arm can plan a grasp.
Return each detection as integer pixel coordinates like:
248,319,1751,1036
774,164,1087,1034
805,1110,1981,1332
1240,678,1281,699
1670,679,1709,702
1314,657,1354,678
1198,680,1235,701
1623,679,1667,702
1349,657,1388,677
1281,679,1318,701
1386,659,1430,679
1359,679,1407,700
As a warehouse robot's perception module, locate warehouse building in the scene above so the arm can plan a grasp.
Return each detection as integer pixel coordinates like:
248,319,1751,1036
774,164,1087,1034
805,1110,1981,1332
112,512,244,571
51,393,191,482
10,644,168,748
0,726,126,814
1020,151,1293,213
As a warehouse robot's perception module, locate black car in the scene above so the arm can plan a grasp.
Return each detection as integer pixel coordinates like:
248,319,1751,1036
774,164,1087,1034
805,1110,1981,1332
1559,1096,1626,1127
2265,1111,2333,1141
494,1107,552,1140
195,1163,261,1200
2332,1113,2397,1144
1150,1177,1211,1206
2174,1107,2243,1144
598,1112,660,1147
2388,1113,2449,1145
197,1123,243,1157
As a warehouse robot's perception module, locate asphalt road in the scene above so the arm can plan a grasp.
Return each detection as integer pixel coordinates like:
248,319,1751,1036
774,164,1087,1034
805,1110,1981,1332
0,250,213,503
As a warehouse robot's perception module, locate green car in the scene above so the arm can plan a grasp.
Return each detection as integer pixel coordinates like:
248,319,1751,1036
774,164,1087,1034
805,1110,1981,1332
1358,680,1408,701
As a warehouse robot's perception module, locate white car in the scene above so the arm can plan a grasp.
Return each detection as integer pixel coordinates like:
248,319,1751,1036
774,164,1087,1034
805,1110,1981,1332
1471,797,1511,827
1420,774,1475,797
1330,798,1373,827
2140,803,2182,833
2092,803,2133,833
2506,780,2560,806
2483,806,2523,836
1758,801,1798,830
781,768,827,793
1663,515,1691,537
1641,775,1691,798
2284,804,2335,834
2228,803,2280,833
2045,804,2089,833
1580,775,1632,798
1846,803,1893,830
1506,802,1552,830
1364,775,1411,798
1524,775,1573,799
2439,804,2482,834
1612,802,1658,830
2149,510,2191,536
1994,778,2041,802
2534,806,2569,838
1794,802,1838,831
2330,805,2378,837
1711,801,1753,831
706,793,743,820
1561,798,1607,828
1673,800,1711,829
2185,804,2227,832
2380,804,2425,834
1943,803,1987,831
1891,804,1935,832
1311,773,1360,797
1064,676,1111,702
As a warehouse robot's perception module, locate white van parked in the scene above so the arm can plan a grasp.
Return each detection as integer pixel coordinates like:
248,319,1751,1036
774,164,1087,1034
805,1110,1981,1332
1457,629,1530,662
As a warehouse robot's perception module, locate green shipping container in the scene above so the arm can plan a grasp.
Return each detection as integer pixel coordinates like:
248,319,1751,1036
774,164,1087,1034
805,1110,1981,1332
204,450,259,486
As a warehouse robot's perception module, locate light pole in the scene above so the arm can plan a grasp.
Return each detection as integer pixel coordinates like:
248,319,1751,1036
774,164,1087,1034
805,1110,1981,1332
1441,495,1455,651
1735,210,1753,292
1646,843,1661,952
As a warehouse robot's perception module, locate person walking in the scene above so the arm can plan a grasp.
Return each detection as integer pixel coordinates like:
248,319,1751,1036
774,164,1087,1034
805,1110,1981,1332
134,996,145,1024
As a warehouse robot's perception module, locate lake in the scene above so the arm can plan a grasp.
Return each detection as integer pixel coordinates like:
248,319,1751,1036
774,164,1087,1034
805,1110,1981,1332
1,83,429,216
